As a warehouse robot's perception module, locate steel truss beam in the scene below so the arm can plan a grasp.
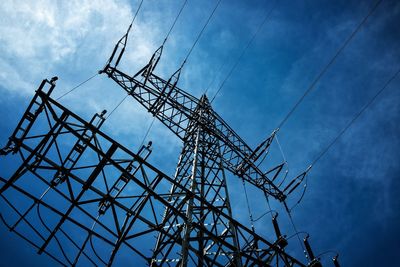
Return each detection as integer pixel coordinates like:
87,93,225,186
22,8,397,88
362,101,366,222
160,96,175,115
0,78,306,266
102,65,287,201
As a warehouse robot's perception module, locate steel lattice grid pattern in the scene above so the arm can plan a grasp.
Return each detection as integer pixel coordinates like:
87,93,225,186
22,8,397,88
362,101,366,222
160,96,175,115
0,79,306,266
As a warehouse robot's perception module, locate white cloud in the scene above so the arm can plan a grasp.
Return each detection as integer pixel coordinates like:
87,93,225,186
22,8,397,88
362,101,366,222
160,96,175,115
0,0,134,94
0,0,181,150
0,58,34,95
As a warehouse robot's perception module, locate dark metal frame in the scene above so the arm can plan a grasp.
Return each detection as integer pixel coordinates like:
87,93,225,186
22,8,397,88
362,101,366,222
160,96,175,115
102,64,291,201
0,78,307,266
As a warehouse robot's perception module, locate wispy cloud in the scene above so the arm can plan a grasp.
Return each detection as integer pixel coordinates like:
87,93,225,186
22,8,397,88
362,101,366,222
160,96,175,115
0,0,184,158
0,0,134,93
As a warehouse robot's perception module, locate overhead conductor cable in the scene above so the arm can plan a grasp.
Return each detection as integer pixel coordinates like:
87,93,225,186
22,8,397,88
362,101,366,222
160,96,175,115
277,0,384,129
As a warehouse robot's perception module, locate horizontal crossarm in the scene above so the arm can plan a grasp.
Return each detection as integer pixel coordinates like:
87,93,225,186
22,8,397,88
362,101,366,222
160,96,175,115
103,66,285,200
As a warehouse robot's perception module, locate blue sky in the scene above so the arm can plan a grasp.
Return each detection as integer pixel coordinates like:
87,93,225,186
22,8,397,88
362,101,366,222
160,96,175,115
0,0,399,266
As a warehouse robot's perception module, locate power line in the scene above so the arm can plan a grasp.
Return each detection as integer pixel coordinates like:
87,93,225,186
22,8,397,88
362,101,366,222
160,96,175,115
310,66,400,166
275,134,289,187
263,191,275,221
241,178,256,232
139,117,156,148
130,0,145,26
163,0,188,45
285,206,308,260
210,0,278,103
270,0,387,214
106,93,130,120
277,0,383,129
129,0,187,144
181,0,222,66
104,94,156,151
55,1,146,102
130,0,220,154
204,59,225,95
282,66,399,212
55,73,99,100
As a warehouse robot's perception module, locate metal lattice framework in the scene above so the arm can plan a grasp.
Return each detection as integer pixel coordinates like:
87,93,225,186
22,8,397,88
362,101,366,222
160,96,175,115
0,78,310,266
0,18,340,267
103,49,294,202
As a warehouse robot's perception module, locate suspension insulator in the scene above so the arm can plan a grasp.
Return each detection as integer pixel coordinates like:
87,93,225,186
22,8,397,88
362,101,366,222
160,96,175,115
272,214,288,248
304,235,315,260
333,255,341,267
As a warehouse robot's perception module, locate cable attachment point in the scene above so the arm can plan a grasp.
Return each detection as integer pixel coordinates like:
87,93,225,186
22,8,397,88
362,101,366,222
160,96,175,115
103,23,133,73
333,254,341,267
0,139,18,156
283,165,312,196
306,164,312,172
98,140,153,216
304,234,322,267
142,45,164,83
90,110,107,128
51,168,67,187
236,129,278,176
272,213,288,249
149,66,182,116
50,76,58,84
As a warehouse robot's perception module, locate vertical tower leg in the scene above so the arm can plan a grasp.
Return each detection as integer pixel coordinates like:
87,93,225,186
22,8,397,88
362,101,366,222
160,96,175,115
151,96,242,266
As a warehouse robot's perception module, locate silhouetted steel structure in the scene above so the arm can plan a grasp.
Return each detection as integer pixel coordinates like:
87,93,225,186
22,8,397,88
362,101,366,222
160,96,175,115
0,23,338,267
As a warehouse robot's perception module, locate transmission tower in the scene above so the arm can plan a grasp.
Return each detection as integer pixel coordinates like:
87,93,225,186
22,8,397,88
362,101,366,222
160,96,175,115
0,7,341,267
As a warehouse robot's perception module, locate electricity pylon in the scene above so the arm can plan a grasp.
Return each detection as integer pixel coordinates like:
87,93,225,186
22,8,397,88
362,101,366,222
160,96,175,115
99,26,326,266
0,24,339,267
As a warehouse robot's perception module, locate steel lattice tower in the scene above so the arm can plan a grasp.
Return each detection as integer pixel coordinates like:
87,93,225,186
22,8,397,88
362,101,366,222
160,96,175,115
0,15,340,267
150,95,242,266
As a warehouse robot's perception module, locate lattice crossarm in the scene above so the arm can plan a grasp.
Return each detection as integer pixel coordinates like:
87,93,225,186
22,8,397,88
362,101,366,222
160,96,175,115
0,77,58,156
0,83,309,266
104,66,287,200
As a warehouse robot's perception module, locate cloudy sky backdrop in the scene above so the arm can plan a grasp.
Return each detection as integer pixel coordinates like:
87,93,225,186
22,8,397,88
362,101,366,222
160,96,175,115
0,0,399,266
